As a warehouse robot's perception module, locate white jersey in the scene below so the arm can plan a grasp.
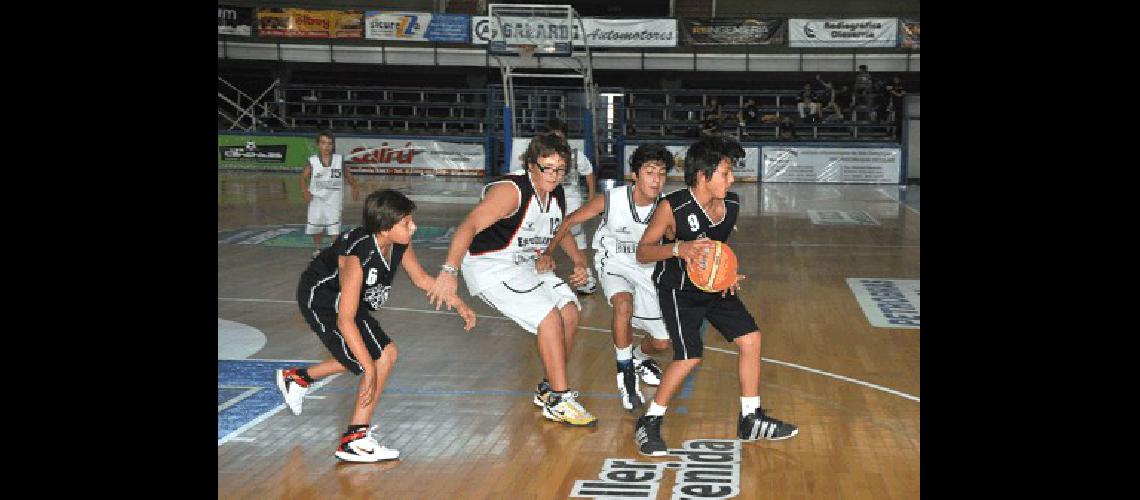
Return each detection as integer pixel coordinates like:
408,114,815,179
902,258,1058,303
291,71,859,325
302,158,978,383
462,174,567,295
591,185,660,273
308,154,344,201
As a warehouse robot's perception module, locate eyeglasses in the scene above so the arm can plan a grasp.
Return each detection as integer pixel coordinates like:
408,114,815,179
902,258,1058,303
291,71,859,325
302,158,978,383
535,164,568,177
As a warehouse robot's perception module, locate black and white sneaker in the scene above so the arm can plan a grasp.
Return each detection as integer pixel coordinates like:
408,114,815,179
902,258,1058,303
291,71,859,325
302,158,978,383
634,415,668,456
616,364,645,411
634,358,662,386
532,379,551,408
738,408,799,441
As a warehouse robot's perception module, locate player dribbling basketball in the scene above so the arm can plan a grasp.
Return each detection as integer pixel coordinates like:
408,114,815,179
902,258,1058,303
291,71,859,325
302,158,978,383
632,136,799,456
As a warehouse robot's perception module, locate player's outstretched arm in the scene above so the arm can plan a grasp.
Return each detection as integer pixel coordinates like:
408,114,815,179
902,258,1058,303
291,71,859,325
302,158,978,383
537,193,604,273
402,243,476,331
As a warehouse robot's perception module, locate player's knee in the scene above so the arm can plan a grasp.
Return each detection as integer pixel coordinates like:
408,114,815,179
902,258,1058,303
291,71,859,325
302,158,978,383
735,331,761,350
380,343,398,365
650,339,672,351
538,308,564,334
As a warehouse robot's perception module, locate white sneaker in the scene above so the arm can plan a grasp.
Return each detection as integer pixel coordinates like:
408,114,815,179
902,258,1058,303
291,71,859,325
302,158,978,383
275,368,310,416
336,426,400,462
617,366,645,411
575,273,597,295
540,390,597,427
634,358,663,386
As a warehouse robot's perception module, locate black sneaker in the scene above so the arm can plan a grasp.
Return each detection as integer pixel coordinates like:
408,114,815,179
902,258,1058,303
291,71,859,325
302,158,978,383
616,364,645,411
738,407,798,440
634,358,662,386
634,415,667,456
532,379,551,408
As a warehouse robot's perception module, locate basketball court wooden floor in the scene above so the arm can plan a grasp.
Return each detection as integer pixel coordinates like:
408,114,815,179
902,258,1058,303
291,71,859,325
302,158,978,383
218,172,920,499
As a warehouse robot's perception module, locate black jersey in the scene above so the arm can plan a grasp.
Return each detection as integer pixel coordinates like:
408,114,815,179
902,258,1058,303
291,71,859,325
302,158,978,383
652,188,740,292
300,226,407,312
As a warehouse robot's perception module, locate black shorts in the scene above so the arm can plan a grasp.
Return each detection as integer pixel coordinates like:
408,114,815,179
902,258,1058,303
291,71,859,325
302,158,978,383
297,284,391,375
658,287,760,360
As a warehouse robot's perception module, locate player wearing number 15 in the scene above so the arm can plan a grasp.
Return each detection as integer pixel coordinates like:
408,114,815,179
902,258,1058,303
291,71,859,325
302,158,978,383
301,130,360,258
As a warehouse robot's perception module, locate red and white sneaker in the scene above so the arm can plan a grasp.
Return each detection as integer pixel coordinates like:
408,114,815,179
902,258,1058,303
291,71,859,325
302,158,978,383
275,368,310,416
335,426,400,462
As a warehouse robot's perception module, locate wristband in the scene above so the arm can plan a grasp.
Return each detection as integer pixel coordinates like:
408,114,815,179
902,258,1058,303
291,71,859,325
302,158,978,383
672,241,680,257
440,264,458,275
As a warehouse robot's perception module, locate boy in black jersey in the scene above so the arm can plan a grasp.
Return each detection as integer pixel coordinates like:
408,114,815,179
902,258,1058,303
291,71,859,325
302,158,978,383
276,189,477,462
632,136,798,456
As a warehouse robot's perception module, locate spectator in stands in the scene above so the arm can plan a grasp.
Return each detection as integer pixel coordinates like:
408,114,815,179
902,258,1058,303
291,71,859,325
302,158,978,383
797,84,821,121
886,76,907,136
853,65,873,102
737,98,759,135
778,116,797,140
816,74,846,122
700,98,722,136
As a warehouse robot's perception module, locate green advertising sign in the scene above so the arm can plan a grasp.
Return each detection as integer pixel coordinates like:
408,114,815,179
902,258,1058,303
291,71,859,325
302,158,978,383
218,134,317,170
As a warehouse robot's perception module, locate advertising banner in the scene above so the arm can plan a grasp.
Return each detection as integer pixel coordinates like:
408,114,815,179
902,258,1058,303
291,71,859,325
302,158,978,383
622,144,759,182
761,147,900,183
257,8,363,38
218,135,316,170
218,5,253,36
342,138,484,177
365,12,471,42
901,19,920,49
788,18,898,48
683,17,785,45
472,17,677,47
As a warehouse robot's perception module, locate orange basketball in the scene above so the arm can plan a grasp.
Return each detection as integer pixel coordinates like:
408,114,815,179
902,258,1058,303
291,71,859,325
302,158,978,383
686,241,738,292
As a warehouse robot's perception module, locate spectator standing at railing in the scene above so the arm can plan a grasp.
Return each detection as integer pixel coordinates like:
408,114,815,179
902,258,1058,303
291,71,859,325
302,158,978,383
796,83,821,121
816,75,846,122
737,98,759,136
853,65,873,102
700,98,722,136
885,76,907,137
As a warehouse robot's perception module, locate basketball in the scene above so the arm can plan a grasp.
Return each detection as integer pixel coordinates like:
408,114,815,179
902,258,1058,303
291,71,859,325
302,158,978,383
686,241,738,292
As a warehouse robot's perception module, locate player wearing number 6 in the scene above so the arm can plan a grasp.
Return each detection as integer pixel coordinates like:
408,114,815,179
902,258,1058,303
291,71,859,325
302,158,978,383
631,136,798,457
276,189,477,463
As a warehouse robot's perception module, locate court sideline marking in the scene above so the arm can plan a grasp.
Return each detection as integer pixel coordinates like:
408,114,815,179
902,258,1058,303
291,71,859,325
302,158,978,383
219,297,919,403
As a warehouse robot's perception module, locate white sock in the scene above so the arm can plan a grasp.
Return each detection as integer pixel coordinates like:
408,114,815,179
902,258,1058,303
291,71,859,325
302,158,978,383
631,344,650,361
615,345,633,362
646,401,667,417
741,396,760,416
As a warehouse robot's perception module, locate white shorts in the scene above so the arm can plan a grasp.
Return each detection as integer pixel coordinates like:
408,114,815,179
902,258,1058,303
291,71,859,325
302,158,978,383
596,257,669,341
306,196,342,235
475,271,581,335
564,190,588,250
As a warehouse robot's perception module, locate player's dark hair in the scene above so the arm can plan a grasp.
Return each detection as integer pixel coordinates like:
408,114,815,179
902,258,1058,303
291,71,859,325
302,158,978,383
317,130,335,143
522,133,572,168
630,144,674,175
683,135,744,187
541,117,567,136
363,189,416,233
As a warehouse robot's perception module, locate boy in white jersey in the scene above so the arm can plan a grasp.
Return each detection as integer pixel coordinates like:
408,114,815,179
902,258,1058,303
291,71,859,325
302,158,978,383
301,130,360,258
540,144,675,411
539,118,598,294
427,134,597,427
